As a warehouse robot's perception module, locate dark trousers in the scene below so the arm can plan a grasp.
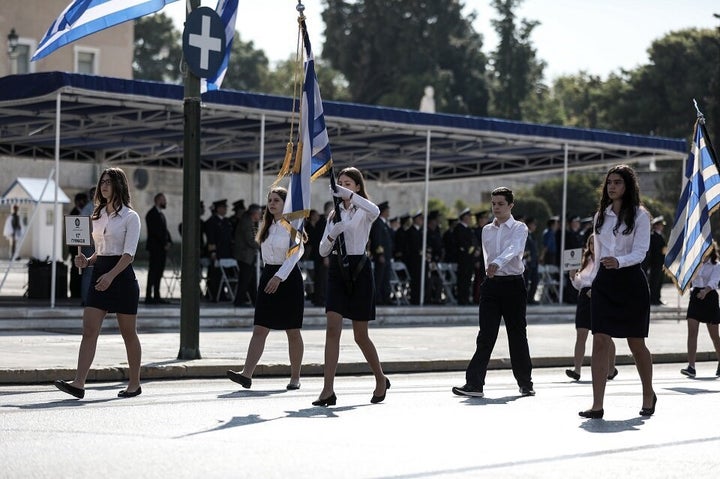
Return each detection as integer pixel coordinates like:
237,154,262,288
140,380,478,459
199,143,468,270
408,257,422,305
313,257,328,306
525,264,539,303
146,250,166,300
465,276,533,388
649,265,663,303
373,258,391,305
234,261,257,306
457,257,473,305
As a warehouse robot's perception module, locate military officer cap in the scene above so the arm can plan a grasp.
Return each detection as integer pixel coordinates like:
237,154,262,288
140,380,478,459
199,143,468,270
213,199,228,209
232,199,245,211
652,215,666,225
377,201,390,212
458,207,471,219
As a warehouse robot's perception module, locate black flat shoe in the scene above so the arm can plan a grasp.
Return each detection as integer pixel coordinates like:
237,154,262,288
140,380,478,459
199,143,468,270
226,370,252,389
286,382,301,390
117,387,142,398
578,409,604,419
607,367,619,380
565,369,580,381
54,380,85,399
640,393,657,417
371,377,391,404
312,393,337,407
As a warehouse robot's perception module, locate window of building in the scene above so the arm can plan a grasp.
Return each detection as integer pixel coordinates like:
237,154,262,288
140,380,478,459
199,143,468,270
12,39,36,74
74,47,99,75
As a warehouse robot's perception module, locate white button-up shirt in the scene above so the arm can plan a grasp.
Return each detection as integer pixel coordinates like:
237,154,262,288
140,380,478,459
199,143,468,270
261,220,303,281
690,260,720,289
319,195,380,257
571,258,595,290
591,206,650,278
91,206,141,257
482,215,528,276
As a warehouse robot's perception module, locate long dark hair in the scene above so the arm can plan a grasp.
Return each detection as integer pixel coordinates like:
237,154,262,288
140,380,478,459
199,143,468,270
595,164,640,235
256,187,287,244
92,167,131,219
337,166,370,200
709,241,719,264
579,233,595,271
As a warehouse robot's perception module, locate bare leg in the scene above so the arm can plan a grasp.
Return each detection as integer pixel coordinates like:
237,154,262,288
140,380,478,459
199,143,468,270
706,323,720,365
627,337,655,408
285,328,304,384
573,328,589,373
240,325,270,378
589,333,611,410
352,320,386,396
687,318,700,366
318,312,343,399
608,339,617,371
69,307,106,388
117,313,142,391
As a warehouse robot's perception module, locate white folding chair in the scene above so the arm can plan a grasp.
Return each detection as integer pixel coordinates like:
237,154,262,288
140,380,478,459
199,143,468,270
162,256,181,298
539,264,560,304
437,262,458,304
389,260,411,305
216,258,240,302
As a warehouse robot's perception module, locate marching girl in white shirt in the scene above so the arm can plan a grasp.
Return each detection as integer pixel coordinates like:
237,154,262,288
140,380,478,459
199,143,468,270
680,242,720,378
566,233,617,382
579,164,656,419
55,168,142,399
313,167,389,406
227,186,305,390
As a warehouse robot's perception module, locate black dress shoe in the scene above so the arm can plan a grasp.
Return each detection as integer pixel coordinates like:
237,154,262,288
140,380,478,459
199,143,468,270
371,377,391,404
226,370,252,388
578,409,604,419
565,369,581,381
312,393,337,406
54,380,85,399
639,393,657,417
286,382,301,390
117,386,142,398
607,367,619,380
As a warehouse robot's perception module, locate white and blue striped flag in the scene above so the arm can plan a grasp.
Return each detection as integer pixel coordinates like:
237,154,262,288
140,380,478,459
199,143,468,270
280,17,333,256
201,0,238,92
664,118,720,293
32,0,178,61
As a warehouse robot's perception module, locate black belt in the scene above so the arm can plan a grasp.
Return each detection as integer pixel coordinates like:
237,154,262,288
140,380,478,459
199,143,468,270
488,274,523,282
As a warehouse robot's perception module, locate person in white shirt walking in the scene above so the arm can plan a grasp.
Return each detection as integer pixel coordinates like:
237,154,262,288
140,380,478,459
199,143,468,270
452,186,535,399
54,168,142,399
313,167,389,406
226,186,305,390
680,242,720,379
579,164,656,419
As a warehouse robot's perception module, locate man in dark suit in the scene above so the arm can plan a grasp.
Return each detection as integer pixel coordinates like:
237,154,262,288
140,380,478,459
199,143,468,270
145,193,172,304
205,199,234,301
406,210,424,305
647,216,667,305
370,201,394,305
454,208,477,305
67,192,88,299
233,204,261,306
472,210,490,303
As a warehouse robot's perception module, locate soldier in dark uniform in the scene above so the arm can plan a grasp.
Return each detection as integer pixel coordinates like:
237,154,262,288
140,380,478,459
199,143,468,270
205,199,234,301
454,208,476,305
472,210,489,303
370,201,394,305
443,218,458,264
406,211,424,305
229,199,245,231
393,214,411,264
425,210,444,304
647,216,667,305
557,215,582,304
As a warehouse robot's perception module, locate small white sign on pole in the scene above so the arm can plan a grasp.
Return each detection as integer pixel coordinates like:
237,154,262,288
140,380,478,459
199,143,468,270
562,248,583,271
64,215,92,247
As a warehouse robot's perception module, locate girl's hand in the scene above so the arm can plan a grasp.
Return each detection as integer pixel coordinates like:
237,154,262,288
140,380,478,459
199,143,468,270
264,276,281,294
94,273,113,291
599,256,619,269
74,254,89,268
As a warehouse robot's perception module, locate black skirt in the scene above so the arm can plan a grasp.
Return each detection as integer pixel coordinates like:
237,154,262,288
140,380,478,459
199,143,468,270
575,287,592,330
326,254,376,321
85,256,139,314
254,264,304,330
687,288,720,324
591,263,650,338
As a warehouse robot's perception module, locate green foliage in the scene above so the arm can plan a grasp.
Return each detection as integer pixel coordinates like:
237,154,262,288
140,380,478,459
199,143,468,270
133,13,183,82
532,173,601,219
511,194,551,241
321,0,489,114
264,55,351,101
488,0,545,120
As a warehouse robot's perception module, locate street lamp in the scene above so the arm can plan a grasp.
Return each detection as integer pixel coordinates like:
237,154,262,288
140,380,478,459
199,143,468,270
7,28,19,57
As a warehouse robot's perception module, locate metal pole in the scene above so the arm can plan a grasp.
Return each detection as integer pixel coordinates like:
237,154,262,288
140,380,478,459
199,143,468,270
419,130,431,306
50,92,61,308
559,143,569,303
178,0,202,360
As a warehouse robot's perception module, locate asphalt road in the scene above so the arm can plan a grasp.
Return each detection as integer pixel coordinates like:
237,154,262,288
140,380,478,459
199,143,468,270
2,364,719,478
